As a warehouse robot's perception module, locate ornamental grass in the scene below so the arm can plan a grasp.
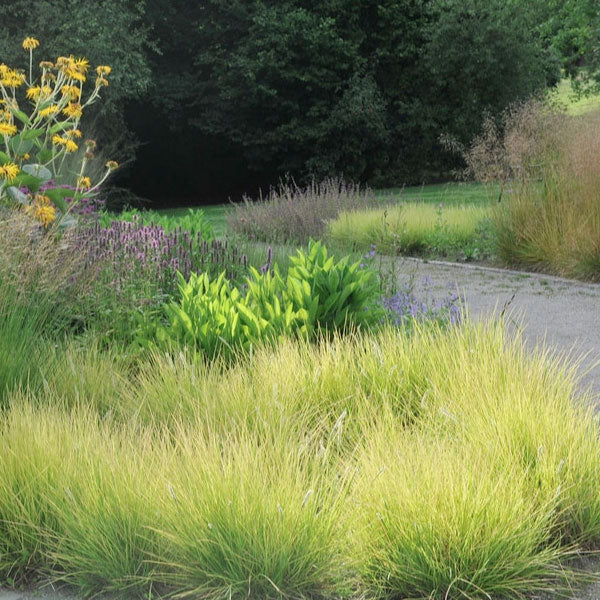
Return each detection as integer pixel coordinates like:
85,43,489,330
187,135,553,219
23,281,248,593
2,320,600,598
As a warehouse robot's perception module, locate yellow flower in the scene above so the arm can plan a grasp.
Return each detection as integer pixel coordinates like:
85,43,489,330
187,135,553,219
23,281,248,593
23,153,30,160
77,176,92,189
105,160,119,171
22,37,40,51
95,77,109,88
73,57,90,73
25,194,56,227
0,123,17,136
65,140,78,152
65,129,82,138
96,65,112,76
62,103,83,119
40,104,59,118
0,163,20,182
1,70,25,88
39,61,54,69
60,85,81,100
66,69,86,83
52,134,67,145
0,110,12,122
26,86,41,100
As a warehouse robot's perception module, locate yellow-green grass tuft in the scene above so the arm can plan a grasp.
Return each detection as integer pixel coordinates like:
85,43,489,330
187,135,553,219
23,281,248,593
328,202,491,255
3,320,600,598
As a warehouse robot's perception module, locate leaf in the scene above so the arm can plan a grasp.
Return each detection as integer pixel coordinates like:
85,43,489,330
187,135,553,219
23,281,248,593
21,128,45,140
0,151,10,165
9,136,34,154
6,186,28,204
22,163,52,182
36,148,53,163
11,173,42,193
10,109,31,126
49,121,73,135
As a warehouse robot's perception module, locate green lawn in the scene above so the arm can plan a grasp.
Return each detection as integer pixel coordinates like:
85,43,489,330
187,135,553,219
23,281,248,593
548,78,600,116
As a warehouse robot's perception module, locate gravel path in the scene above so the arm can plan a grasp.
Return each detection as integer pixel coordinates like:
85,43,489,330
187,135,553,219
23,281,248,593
1,259,599,600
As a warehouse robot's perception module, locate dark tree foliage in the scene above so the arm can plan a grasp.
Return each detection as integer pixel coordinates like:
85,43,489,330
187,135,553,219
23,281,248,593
0,0,154,164
2,1,572,200
128,0,557,199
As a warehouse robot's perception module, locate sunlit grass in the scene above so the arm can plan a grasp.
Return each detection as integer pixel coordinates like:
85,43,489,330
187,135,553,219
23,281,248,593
328,202,493,257
2,320,600,598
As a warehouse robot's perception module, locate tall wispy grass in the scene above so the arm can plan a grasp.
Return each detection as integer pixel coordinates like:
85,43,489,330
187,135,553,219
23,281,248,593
328,202,492,257
461,99,600,280
227,177,377,244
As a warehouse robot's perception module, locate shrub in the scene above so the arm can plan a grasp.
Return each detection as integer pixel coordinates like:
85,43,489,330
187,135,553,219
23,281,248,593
150,241,380,359
460,99,600,279
0,37,118,229
227,177,377,244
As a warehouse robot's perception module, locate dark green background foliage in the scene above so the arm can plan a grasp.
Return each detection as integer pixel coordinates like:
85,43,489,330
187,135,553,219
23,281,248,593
2,0,598,202
0,0,154,164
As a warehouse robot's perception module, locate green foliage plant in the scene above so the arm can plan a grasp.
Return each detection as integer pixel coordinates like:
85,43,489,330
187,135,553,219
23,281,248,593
0,37,118,228
100,207,214,241
151,241,379,359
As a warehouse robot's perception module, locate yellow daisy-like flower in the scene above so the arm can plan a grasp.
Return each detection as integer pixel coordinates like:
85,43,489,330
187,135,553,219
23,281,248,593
1,70,25,88
40,104,59,118
0,123,17,137
65,129,82,138
55,56,71,69
0,162,20,182
25,194,56,227
66,69,86,83
60,85,81,100
62,103,83,119
77,176,92,189
0,110,12,122
39,61,54,69
26,86,41,100
95,77,109,88
22,37,40,51
105,160,119,171
73,57,90,73
23,153,30,160
52,134,67,145
96,65,112,76
65,140,78,153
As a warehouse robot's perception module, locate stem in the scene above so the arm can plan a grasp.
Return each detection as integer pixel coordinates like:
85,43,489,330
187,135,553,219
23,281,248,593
28,49,33,86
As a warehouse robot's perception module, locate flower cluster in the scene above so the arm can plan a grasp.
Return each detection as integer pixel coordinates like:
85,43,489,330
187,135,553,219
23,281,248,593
382,277,461,326
69,218,249,299
0,37,118,229
24,193,56,227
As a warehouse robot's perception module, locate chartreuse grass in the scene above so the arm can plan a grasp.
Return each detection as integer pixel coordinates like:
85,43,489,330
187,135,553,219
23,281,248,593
328,202,492,256
2,321,600,598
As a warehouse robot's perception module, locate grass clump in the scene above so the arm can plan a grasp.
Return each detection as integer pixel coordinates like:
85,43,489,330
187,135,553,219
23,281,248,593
328,202,493,259
461,98,600,280
227,177,377,244
3,321,600,599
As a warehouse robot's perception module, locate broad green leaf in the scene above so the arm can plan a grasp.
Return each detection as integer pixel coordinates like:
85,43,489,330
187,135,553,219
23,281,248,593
49,121,73,135
0,151,10,165
11,109,31,125
21,128,45,140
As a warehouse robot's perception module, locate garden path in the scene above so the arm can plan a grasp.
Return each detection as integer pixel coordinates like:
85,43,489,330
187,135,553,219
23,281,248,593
1,259,599,600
